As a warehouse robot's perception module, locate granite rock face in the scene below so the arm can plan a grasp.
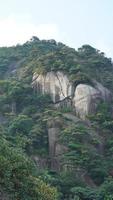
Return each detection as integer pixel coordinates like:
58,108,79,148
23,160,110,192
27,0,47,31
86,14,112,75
32,71,111,120
73,82,111,119
73,84,100,120
47,119,67,171
32,71,72,103
32,71,112,171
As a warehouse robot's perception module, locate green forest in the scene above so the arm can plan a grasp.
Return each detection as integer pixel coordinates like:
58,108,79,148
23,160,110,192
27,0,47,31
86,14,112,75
0,36,113,200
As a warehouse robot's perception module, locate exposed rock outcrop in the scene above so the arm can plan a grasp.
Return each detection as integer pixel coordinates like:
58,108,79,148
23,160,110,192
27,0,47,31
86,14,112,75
47,119,67,171
32,71,112,120
32,71,72,103
74,82,111,119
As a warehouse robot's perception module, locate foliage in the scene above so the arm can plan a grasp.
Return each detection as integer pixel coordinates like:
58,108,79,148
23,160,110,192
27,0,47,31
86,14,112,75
0,137,58,200
0,38,113,199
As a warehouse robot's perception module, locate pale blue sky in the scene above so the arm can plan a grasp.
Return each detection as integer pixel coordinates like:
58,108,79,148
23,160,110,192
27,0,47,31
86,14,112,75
0,0,113,58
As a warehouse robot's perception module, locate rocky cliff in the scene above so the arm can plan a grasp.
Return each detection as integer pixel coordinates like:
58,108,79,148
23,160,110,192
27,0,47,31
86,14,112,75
32,71,111,120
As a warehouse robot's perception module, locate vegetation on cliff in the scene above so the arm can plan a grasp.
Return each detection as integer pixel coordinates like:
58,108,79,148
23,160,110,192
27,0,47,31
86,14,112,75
0,37,113,199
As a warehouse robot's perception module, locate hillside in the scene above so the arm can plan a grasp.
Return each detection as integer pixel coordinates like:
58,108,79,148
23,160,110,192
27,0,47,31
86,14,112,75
0,36,113,200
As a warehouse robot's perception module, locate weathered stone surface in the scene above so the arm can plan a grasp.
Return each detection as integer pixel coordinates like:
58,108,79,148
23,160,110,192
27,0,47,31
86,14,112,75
32,71,72,103
94,80,112,101
32,71,112,171
32,71,112,120
48,127,59,157
74,83,111,120
73,84,100,120
47,119,67,171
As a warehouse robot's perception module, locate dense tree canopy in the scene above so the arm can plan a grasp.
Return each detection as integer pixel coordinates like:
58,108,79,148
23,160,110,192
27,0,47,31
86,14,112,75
0,37,113,199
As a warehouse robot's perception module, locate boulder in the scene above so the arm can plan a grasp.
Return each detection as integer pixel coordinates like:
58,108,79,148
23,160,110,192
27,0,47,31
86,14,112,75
74,83,111,120
32,71,112,120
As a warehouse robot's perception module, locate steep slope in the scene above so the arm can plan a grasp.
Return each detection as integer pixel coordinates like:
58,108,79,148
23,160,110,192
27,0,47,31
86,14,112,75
0,37,113,199
32,71,111,120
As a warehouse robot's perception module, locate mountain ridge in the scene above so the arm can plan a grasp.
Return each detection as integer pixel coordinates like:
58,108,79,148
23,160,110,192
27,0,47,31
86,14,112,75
0,37,113,199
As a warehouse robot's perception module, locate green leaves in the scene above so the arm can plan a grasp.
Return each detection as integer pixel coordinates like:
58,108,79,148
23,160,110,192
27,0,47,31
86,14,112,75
8,115,33,135
0,136,58,200
1,38,113,199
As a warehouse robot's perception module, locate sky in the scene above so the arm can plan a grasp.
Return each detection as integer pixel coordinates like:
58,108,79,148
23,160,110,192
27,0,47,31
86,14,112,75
0,0,113,58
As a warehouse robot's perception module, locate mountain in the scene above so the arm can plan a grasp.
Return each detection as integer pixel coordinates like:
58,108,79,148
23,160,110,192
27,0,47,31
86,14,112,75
0,36,113,199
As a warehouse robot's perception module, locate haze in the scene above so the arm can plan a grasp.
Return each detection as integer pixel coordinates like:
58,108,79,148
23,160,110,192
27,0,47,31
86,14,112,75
0,0,113,58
